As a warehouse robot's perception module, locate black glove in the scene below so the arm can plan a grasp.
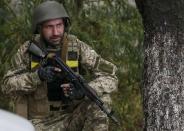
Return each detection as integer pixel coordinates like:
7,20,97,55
37,66,56,82
61,83,85,100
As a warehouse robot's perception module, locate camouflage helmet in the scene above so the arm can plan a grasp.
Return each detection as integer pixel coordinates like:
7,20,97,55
32,1,70,34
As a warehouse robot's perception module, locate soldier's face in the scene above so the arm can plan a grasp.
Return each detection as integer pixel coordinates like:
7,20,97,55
41,18,64,46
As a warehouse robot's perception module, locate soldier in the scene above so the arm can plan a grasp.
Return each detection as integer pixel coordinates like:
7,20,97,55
2,1,118,131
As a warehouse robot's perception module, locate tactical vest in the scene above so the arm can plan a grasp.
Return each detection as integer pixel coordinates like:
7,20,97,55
31,35,79,72
30,34,80,102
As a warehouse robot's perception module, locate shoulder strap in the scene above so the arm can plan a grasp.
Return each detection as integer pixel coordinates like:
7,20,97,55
61,34,68,63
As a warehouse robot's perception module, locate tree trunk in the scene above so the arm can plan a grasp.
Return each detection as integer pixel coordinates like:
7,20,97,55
135,0,184,130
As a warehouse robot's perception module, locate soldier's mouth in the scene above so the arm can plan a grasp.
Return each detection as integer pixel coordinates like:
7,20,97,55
50,37,61,41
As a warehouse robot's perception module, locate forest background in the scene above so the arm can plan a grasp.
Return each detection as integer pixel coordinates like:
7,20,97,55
0,0,143,130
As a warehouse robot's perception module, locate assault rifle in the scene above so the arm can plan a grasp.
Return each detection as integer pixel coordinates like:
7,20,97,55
28,42,120,125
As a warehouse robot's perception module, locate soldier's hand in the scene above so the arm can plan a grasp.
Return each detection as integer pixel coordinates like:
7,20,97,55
61,83,84,100
37,66,61,82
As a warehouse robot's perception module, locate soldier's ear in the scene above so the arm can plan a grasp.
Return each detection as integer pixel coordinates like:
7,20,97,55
63,18,71,33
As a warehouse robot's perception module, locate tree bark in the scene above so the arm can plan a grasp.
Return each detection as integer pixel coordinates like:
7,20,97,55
135,0,184,130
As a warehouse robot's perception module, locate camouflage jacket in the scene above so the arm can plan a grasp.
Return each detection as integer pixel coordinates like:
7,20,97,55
2,34,118,119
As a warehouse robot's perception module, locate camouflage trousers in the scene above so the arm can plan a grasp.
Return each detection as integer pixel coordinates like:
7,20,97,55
30,99,109,131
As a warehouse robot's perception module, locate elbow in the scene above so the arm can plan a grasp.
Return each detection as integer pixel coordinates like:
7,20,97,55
1,79,13,95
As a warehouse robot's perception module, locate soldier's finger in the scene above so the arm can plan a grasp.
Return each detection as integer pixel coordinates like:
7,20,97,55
62,87,67,91
54,67,61,72
61,83,70,87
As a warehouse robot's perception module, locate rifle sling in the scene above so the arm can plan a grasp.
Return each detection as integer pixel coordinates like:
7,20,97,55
61,34,68,63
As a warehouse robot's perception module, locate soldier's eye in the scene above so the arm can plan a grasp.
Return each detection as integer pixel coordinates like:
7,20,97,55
57,23,63,28
45,25,52,29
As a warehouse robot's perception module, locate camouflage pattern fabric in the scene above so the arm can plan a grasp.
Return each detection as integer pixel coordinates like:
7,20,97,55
31,99,108,131
2,34,118,131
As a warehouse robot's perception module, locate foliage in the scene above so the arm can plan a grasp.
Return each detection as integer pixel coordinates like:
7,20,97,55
65,1,144,130
0,0,144,130
0,0,44,110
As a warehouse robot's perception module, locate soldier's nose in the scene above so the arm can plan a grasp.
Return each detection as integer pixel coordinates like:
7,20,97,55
52,27,59,35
